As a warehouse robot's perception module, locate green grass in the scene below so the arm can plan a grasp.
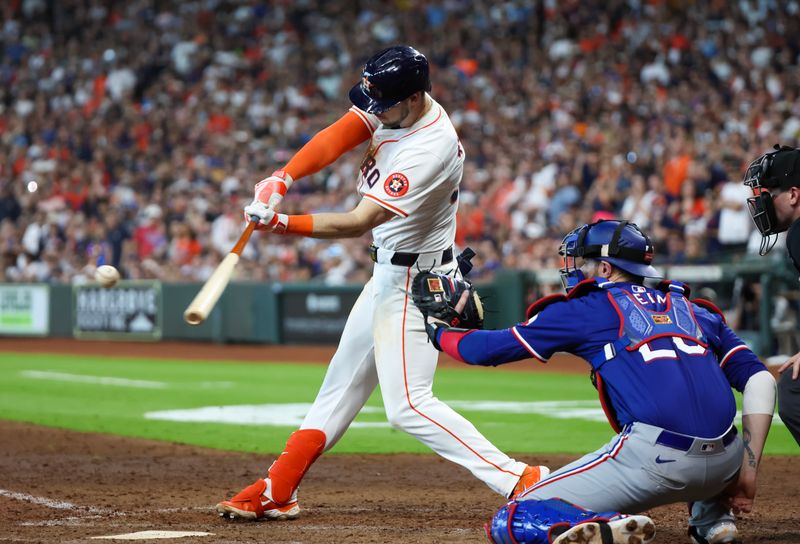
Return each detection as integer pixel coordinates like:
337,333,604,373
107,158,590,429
0,352,796,455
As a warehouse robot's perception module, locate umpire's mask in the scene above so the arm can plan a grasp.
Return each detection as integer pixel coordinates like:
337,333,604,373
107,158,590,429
743,144,800,255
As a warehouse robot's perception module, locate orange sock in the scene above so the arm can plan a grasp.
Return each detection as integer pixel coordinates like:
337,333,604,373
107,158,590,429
268,429,326,504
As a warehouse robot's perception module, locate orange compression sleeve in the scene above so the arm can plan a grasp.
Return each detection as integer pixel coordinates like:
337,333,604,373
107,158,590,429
283,111,372,181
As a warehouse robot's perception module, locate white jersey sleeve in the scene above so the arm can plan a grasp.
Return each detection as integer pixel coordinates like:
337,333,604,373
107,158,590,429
348,106,380,135
362,148,446,218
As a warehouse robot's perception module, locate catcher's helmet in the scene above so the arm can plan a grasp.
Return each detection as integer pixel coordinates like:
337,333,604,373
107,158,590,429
349,45,431,114
559,220,660,290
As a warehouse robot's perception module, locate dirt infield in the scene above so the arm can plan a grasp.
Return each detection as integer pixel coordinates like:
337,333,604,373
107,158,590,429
1,421,798,544
1,338,799,543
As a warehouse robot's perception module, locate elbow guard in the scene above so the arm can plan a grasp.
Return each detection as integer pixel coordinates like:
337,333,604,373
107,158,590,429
742,370,776,416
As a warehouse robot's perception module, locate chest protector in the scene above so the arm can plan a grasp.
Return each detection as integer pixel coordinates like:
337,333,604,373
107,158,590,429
527,278,714,432
593,281,707,367
526,278,711,360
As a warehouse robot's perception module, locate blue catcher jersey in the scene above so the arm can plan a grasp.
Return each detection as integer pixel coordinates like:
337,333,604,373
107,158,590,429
440,279,767,438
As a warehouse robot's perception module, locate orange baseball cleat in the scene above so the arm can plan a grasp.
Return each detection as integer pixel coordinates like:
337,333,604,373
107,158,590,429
216,478,299,520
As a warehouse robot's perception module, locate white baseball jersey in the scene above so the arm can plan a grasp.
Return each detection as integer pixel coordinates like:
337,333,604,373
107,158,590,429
350,97,464,252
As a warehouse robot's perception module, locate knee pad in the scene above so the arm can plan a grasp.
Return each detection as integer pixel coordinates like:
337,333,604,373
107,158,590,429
487,498,620,544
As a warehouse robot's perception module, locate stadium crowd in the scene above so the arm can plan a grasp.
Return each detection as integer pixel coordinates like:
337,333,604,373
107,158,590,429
1,0,799,285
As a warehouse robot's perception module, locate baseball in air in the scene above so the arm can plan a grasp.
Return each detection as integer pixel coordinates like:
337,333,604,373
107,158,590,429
95,265,120,288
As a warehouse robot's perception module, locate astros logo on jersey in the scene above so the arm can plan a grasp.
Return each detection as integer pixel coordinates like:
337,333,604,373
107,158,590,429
384,172,410,197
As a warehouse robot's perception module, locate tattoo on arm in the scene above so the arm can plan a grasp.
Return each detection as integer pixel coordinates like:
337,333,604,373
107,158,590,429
743,427,757,469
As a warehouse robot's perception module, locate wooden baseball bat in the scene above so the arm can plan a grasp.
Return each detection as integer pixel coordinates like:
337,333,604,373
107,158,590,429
183,221,256,325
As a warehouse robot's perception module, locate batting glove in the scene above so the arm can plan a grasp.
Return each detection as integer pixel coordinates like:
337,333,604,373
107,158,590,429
244,201,289,233
254,170,293,209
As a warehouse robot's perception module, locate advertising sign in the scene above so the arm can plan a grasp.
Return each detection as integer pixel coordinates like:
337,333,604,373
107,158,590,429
280,288,360,344
74,282,162,340
0,285,49,335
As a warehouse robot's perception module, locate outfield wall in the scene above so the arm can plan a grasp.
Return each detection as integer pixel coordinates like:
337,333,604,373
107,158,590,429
1,260,797,355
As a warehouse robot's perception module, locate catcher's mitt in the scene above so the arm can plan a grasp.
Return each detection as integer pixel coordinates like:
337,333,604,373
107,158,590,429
411,271,484,329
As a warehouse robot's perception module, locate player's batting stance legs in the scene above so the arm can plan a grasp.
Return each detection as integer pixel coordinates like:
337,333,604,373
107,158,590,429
300,260,529,495
369,262,530,494
218,263,543,519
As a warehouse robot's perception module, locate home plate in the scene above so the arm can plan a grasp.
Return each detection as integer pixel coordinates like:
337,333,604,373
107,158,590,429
91,531,214,540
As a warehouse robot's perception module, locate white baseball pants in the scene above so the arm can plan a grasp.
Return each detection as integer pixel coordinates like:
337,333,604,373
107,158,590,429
300,256,526,496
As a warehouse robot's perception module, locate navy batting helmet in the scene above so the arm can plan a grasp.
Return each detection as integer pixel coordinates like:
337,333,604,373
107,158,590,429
559,220,660,290
349,45,431,114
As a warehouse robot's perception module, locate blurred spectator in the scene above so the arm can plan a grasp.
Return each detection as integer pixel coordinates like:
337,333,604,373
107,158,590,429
717,178,755,257
0,184,21,223
0,0,797,285
134,205,167,260
169,223,202,267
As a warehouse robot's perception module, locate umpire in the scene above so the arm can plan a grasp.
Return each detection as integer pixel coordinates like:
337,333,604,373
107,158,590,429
743,144,800,445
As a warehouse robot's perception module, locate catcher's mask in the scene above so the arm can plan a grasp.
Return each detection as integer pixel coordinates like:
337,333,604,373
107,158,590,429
743,144,800,255
559,220,660,291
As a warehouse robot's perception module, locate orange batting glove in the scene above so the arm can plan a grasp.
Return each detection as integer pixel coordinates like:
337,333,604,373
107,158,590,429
254,170,293,209
243,170,293,225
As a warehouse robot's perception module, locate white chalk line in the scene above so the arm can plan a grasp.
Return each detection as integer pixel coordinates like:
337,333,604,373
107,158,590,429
20,371,167,389
2,492,470,537
91,531,215,540
19,370,234,390
0,489,111,514
1,489,208,527
19,515,101,527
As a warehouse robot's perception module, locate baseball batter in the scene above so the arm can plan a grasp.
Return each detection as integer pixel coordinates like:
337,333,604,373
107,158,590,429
216,45,547,521
422,220,776,544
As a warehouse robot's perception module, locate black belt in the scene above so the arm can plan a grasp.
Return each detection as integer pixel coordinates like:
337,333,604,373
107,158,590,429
369,245,453,267
656,426,737,452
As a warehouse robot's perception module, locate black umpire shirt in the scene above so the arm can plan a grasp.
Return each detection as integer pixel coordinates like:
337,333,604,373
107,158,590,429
788,219,800,275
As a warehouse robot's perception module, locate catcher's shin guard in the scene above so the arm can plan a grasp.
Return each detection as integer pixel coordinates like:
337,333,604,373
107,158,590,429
486,499,622,544
268,429,326,504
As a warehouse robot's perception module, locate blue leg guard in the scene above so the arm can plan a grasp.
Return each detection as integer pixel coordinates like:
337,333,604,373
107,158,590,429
486,498,620,544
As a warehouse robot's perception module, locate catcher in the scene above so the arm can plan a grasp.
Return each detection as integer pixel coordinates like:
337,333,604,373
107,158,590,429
413,220,775,544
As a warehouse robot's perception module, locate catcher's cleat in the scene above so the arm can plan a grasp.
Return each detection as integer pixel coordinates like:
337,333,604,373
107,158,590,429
510,465,551,499
688,522,739,544
215,478,299,521
552,515,656,544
